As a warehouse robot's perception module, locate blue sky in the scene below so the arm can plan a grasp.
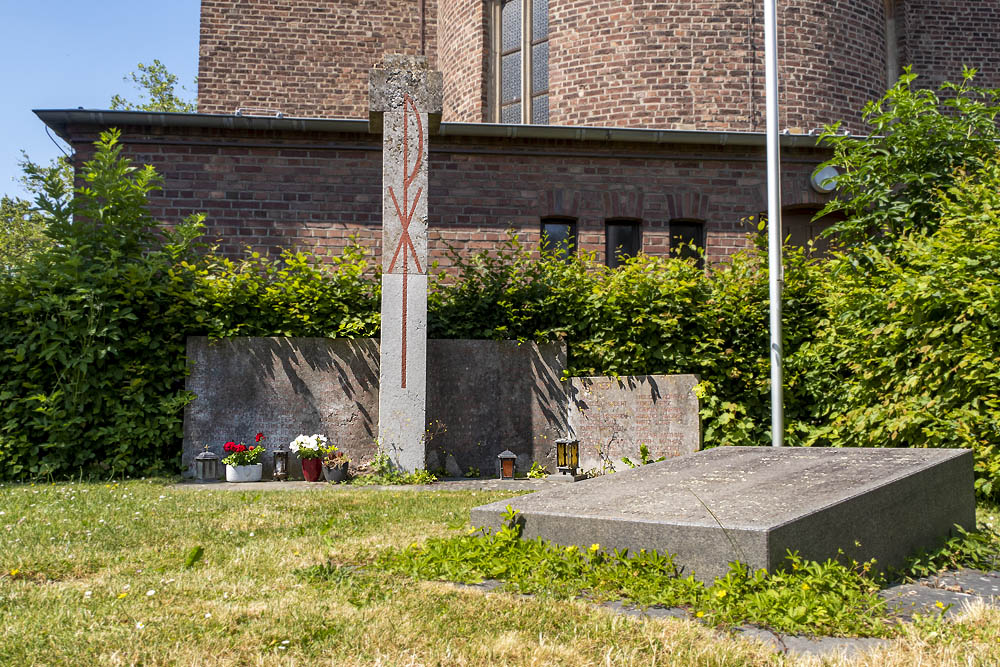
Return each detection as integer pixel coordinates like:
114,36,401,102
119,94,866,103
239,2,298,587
0,1,200,199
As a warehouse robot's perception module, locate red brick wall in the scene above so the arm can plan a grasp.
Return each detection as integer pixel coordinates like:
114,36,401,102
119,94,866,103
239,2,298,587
548,0,760,130
198,0,437,119
901,1,1000,90
777,0,889,134
546,0,887,133
438,0,490,122
65,123,830,269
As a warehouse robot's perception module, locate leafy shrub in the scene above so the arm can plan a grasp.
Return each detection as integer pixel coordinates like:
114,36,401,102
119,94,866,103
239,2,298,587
818,67,1000,251
791,161,1000,497
0,131,378,480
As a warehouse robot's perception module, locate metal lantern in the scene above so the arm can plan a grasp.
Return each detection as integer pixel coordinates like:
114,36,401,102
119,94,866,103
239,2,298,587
497,450,517,480
194,444,220,483
555,437,580,477
272,444,289,482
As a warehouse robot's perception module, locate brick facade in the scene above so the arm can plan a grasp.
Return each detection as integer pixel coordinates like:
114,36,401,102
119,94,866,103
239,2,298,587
197,1,997,133
62,119,831,269
438,0,490,122
198,0,438,119
43,2,998,271
900,0,1000,90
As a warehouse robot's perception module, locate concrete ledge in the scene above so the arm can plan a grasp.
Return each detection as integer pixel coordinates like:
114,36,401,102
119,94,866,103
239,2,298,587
470,447,976,581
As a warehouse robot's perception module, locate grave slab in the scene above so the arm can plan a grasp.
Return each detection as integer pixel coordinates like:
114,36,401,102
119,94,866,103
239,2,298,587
470,446,975,582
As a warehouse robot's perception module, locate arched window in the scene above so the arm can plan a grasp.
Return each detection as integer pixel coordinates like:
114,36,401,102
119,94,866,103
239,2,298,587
493,0,550,124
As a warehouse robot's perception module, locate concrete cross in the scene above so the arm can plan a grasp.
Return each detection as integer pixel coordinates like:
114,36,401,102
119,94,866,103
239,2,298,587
370,55,443,471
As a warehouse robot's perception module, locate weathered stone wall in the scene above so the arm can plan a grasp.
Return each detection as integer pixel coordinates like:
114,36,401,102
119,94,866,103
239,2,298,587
182,337,380,479
426,340,568,477
197,0,438,118
568,375,701,472
181,337,568,478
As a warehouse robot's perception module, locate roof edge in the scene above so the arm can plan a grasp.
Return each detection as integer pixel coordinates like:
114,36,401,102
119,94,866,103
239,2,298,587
34,108,831,149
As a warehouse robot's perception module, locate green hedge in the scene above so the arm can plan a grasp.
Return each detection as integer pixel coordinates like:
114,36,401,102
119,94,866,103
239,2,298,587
2,130,998,500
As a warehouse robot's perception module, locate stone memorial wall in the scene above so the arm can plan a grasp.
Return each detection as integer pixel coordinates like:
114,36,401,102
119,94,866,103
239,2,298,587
568,375,701,471
181,337,567,479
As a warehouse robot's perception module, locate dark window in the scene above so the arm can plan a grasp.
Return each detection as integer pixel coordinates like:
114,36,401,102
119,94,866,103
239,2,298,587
605,219,641,268
541,217,577,259
782,207,844,256
670,219,705,269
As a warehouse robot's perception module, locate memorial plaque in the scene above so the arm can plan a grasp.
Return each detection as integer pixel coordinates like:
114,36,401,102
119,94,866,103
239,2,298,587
568,375,700,470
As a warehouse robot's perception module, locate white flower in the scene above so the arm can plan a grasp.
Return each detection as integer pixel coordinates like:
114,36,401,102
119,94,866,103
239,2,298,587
84,591,92,598
289,434,329,454
135,622,144,630
146,589,156,597
204,613,212,619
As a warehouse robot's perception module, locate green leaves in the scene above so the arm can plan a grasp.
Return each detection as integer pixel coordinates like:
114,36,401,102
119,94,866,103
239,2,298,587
817,67,1000,252
109,60,196,113
376,530,891,637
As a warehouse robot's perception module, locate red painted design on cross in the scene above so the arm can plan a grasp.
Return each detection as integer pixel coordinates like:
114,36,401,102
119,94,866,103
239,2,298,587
387,94,425,389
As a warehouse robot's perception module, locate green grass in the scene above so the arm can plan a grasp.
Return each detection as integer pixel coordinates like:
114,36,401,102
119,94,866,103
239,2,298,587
1,480,999,666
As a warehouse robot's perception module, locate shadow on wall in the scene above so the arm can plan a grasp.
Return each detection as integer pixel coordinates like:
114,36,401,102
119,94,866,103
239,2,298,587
182,337,698,479
182,337,379,479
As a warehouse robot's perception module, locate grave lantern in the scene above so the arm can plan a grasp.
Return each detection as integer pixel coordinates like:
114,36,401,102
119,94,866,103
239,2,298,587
272,444,289,482
497,450,517,480
555,437,580,477
194,445,220,483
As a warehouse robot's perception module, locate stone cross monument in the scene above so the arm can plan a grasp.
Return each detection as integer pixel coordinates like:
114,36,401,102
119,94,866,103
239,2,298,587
370,55,443,471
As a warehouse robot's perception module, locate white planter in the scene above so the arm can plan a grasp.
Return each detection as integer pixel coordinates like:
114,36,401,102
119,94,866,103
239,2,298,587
226,464,263,483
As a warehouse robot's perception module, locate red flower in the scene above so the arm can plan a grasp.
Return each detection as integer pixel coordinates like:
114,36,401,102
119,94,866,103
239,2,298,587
249,446,255,451
224,441,236,452
255,432,265,443
237,444,247,452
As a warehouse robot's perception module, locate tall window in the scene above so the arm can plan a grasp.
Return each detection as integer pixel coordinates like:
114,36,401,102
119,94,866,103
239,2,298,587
541,217,577,259
605,219,641,268
495,0,549,124
670,220,705,269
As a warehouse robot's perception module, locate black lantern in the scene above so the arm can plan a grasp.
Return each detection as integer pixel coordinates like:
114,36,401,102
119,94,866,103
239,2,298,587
194,444,220,483
497,450,517,480
272,444,289,482
555,437,580,477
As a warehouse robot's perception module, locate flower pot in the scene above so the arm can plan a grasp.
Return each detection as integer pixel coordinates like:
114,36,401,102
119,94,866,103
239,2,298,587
323,465,348,483
301,457,323,482
225,464,262,483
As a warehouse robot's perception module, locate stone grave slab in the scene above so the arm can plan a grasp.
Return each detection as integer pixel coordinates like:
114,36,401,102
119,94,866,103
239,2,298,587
470,446,975,582
568,375,700,470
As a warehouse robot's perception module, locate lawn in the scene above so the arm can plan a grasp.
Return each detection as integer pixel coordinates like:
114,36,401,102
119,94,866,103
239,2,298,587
1,479,998,665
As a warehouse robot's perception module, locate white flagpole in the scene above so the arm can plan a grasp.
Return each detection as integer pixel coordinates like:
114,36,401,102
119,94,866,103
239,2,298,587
764,0,784,447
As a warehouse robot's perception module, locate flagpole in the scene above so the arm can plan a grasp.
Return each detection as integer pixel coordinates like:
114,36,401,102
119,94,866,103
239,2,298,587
764,0,784,447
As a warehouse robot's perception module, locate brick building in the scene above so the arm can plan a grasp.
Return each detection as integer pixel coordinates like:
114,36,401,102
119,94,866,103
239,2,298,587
37,1,1000,267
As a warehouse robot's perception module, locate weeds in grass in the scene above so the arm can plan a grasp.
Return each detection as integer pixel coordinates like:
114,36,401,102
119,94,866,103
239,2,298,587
376,507,892,637
898,524,1000,580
